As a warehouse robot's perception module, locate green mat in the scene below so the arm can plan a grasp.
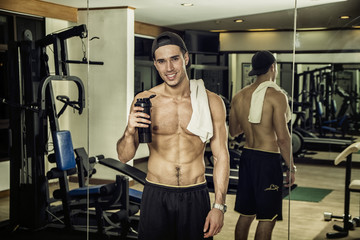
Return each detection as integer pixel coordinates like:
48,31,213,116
284,186,332,202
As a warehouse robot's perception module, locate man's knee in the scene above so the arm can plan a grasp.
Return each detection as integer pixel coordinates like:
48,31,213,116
236,214,256,228
257,219,276,231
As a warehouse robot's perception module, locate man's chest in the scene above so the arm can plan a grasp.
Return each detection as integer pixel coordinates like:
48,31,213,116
151,99,193,135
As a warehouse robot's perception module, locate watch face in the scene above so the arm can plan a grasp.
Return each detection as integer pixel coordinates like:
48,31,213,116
213,203,227,213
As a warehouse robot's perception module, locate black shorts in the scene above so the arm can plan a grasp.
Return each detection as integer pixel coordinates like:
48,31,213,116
138,180,212,240
234,147,283,221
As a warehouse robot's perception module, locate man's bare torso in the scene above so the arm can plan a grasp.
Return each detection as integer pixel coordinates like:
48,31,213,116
142,86,206,186
232,82,280,153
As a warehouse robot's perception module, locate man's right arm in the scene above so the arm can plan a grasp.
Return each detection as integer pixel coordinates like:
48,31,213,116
117,97,151,163
272,91,296,186
272,92,292,165
117,125,139,163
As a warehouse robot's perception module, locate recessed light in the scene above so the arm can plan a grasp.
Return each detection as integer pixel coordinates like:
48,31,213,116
234,19,244,23
210,30,227,32
181,3,194,7
340,15,350,19
247,28,277,32
297,27,328,31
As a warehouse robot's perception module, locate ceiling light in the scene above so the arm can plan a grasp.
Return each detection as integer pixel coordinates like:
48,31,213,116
234,19,244,23
247,28,277,32
339,15,350,19
297,27,328,31
181,3,194,7
210,30,227,32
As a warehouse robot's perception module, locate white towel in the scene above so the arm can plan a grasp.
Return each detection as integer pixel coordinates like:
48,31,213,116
249,81,291,124
187,79,213,142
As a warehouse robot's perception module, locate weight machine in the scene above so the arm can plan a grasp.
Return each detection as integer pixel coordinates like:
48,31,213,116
292,66,353,156
5,24,89,230
3,24,143,238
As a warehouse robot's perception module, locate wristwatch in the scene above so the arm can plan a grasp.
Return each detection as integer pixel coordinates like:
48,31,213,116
212,203,227,213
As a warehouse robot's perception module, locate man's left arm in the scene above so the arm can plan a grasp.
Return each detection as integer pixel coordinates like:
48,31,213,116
203,92,230,238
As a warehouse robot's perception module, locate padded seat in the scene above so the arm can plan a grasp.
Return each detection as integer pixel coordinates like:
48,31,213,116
349,180,360,191
129,188,143,205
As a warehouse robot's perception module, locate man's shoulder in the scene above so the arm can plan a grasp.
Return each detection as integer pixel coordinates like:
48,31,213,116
265,88,288,109
232,86,250,102
266,87,287,100
135,85,161,99
205,89,217,97
205,90,223,104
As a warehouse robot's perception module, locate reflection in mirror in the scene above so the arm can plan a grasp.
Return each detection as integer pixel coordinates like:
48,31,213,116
291,0,360,239
223,10,299,240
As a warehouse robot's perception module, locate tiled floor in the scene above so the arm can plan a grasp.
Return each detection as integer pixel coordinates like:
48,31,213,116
1,147,360,239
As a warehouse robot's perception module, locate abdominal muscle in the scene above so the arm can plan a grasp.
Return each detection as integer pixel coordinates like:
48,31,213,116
146,133,206,186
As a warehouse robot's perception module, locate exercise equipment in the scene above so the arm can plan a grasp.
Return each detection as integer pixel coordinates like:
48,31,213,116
47,131,139,237
315,100,350,138
99,158,146,206
3,24,145,239
353,217,360,227
324,212,357,231
289,99,354,156
292,130,304,156
293,66,333,130
292,116,352,156
326,142,360,238
324,212,352,221
290,68,354,156
336,86,360,132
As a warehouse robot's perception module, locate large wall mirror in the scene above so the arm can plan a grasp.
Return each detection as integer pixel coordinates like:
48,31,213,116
290,0,360,239
1,0,360,240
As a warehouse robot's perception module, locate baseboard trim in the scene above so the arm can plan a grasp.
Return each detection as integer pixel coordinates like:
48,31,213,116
0,189,9,198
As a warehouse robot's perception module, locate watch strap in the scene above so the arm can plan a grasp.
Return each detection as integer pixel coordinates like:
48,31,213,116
212,203,227,213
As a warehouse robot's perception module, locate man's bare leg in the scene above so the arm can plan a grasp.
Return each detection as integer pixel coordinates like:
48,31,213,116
235,215,255,240
254,220,276,240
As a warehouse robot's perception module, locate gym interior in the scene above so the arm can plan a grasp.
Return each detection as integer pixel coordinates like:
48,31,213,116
0,0,360,239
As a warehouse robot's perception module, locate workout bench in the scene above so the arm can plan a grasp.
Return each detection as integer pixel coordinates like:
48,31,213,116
326,141,360,239
47,130,140,238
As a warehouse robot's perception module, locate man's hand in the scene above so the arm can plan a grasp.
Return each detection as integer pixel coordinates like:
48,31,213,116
203,208,224,238
126,106,151,135
284,170,296,187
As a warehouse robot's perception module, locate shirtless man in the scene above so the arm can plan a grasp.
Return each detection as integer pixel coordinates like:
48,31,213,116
229,51,296,240
117,32,229,240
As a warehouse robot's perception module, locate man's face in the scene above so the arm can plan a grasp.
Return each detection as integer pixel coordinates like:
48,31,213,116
153,45,189,87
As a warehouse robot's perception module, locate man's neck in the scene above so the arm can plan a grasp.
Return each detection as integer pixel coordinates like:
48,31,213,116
255,75,274,85
163,78,190,99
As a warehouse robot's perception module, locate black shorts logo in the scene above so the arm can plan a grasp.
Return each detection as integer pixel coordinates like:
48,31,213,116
264,184,279,191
